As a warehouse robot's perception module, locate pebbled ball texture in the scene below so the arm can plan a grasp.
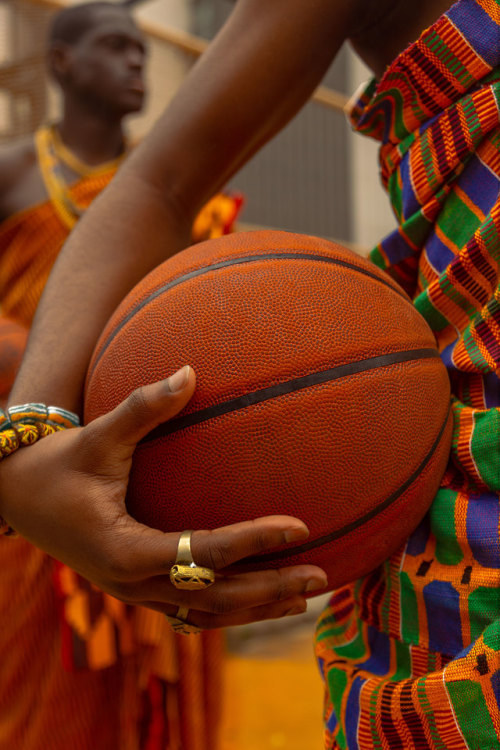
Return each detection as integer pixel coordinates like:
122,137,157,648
84,230,452,590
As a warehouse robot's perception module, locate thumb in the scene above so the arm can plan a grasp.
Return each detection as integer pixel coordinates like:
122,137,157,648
89,365,196,451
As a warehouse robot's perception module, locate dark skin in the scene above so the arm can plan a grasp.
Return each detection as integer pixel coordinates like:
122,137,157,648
1,0,455,630
0,5,146,223
350,0,453,78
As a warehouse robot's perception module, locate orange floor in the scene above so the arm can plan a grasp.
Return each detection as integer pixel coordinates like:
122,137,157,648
220,599,328,750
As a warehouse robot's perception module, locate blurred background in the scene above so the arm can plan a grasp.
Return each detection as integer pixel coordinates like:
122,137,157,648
0,1,395,746
0,0,396,250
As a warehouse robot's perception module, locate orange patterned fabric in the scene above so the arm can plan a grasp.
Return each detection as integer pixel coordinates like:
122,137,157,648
0,169,243,328
0,535,225,750
0,172,114,327
0,538,136,750
0,147,243,748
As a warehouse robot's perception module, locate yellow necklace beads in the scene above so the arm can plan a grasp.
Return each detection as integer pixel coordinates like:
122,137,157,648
35,124,126,229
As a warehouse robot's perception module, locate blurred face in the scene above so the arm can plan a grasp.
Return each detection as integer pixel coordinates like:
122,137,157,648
63,7,147,116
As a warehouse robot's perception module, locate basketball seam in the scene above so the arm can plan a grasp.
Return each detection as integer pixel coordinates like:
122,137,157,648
241,407,451,564
139,348,441,442
88,251,411,376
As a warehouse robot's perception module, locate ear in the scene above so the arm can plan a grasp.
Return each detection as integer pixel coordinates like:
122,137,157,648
47,43,73,84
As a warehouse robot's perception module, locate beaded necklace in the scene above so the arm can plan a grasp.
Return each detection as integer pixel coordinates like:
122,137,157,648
35,124,126,230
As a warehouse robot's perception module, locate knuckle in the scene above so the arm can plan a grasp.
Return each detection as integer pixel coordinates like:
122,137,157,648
203,535,233,571
105,549,133,582
126,386,150,420
272,570,295,602
193,615,218,631
207,591,234,616
105,581,134,602
251,525,273,554
70,426,98,463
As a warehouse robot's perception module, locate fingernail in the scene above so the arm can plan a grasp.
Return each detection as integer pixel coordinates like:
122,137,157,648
167,366,190,392
305,576,328,592
284,526,308,543
286,604,307,616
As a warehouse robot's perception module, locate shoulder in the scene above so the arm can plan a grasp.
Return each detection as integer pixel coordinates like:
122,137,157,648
0,136,37,197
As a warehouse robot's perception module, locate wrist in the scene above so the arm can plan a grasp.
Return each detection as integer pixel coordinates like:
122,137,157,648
0,403,80,536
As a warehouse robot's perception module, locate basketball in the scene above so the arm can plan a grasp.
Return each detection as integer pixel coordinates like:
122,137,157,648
0,316,28,406
84,230,452,588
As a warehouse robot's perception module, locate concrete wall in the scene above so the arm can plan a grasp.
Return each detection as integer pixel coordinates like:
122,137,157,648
184,0,353,243
129,0,194,137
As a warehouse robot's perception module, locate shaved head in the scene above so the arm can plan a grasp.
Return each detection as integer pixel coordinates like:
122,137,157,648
47,2,146,117
49,2,129,47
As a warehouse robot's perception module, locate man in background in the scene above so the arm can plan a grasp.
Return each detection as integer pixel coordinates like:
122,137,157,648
0,3,239,748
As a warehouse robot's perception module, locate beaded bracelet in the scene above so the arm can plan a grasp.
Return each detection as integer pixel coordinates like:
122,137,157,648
0,403,80,536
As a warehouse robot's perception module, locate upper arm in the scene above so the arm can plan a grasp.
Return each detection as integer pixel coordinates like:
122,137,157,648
127,0,358,222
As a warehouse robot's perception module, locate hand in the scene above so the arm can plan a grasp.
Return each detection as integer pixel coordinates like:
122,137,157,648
0,366,328,628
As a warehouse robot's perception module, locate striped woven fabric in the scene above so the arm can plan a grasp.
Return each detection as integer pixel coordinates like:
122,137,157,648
316,1,500,748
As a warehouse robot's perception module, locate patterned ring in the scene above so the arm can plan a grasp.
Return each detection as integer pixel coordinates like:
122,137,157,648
169,530,215,590
165,606,202,635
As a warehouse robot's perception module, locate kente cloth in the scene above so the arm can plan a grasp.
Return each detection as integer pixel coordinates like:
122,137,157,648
0,130,243,750
316,1,500,748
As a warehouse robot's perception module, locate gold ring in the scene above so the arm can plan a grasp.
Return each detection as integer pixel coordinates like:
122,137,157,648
169,530,215,590
165,606,202,635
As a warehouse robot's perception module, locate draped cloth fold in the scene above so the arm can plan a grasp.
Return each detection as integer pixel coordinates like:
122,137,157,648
316,2,500,748
0,129,243,749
